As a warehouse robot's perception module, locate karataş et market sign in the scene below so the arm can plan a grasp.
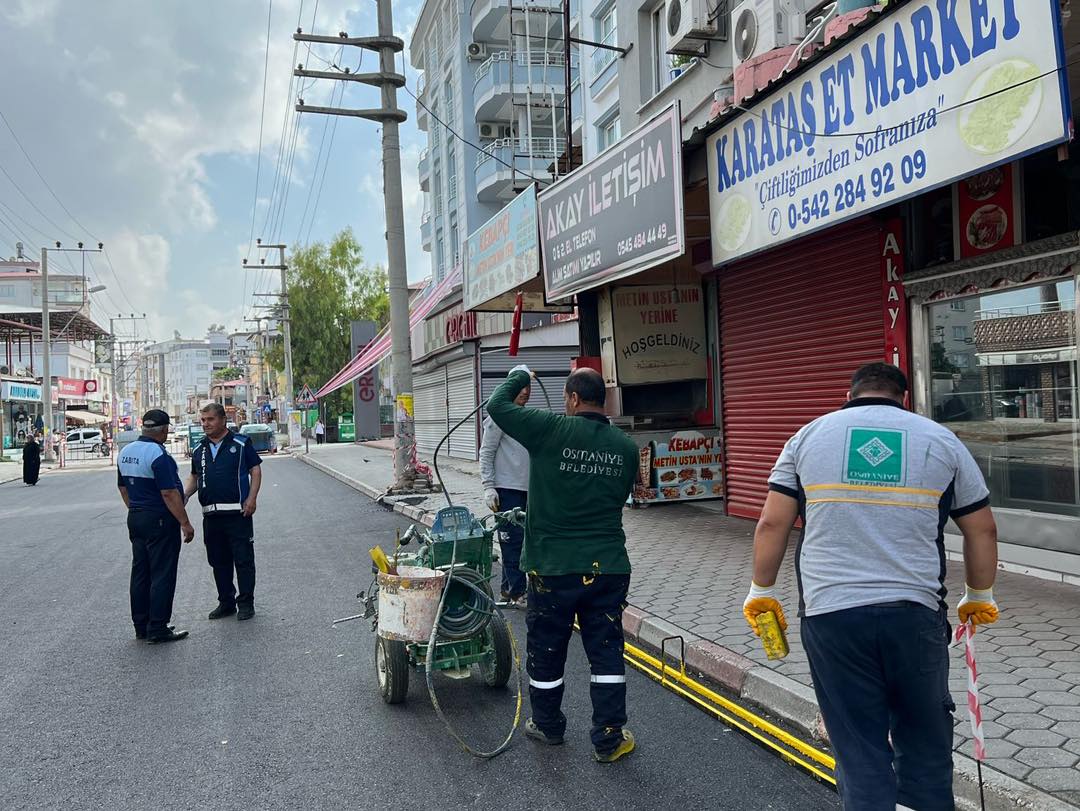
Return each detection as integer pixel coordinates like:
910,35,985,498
707,0,1069,265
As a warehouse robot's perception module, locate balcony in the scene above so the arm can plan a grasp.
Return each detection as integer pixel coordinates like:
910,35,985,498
418,148,430,192
589,28,619,97
474,50,577,121
416,73,429,131
420,211,433,251
475,136,565,203
471,0,565,42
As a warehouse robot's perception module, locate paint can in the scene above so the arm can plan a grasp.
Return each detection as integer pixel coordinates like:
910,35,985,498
377,566,447,642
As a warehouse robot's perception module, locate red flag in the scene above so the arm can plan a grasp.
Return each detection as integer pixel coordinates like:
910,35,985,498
508,292,524,357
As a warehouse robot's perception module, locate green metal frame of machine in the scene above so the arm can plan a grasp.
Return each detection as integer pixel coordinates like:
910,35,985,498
373,505,518,704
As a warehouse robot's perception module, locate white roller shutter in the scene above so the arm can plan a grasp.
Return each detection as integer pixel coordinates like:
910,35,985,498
480,346,575,415
413,367,447,456
446,355,478,460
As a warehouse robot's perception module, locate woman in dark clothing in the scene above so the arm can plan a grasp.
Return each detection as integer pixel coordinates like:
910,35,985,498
22,435,41,486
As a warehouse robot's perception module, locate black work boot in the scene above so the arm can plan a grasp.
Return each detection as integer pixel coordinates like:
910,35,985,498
237,604,255,621
208,603,237,620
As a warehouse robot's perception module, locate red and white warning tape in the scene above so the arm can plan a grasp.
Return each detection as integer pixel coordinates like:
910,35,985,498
954,621,986,761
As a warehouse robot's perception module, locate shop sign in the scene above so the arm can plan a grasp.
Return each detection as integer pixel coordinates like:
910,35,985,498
445,310,478,344
57,378,97,397
611,285,707,385
955,163,1020,258
465,185,547,311
539,104,685,301
633,431,724,504
1,381,42,402
881,220,909,379
707,0,1070,266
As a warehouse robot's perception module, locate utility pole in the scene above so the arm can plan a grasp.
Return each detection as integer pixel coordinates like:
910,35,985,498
40,241,104,461
244,316,269,405
293,0,425,491
110,314,147,432
243,241,294,424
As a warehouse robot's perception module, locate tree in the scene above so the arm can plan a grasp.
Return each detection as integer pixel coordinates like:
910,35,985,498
214,367,243,381
266,229,389,420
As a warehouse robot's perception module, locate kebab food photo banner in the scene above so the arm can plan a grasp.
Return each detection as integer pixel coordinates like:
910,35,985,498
633,431,724,504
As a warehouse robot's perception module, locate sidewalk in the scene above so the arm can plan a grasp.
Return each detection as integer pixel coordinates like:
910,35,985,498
301,442,1080,809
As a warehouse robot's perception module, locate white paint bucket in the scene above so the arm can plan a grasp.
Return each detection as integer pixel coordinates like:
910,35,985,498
377,566,447,642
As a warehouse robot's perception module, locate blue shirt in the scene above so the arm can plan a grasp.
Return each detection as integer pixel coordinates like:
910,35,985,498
191,431,262,506
117,436,184,514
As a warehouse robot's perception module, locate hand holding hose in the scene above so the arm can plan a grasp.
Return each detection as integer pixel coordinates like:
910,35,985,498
743,582,788,636
509,363,534,378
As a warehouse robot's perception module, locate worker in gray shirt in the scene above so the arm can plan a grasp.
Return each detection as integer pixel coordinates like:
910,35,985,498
480,368,531,607
743,363,999,811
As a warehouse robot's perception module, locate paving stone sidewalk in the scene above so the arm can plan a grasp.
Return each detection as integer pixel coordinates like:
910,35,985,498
304,442,1080,806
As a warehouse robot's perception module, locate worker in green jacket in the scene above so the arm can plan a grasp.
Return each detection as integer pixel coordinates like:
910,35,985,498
486,365,638,763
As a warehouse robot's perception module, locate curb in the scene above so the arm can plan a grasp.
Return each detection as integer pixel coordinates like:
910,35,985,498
298,452,1076,811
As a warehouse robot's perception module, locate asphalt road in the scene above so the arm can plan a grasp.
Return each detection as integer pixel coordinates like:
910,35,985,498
0,458,839,811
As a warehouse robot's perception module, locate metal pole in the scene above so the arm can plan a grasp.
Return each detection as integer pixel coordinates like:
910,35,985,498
40,247,54,462
563,0,572,172
377,0,418,490
279,246,295,416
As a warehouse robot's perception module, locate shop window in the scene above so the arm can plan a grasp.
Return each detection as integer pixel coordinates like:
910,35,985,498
1023,142,1080,240
927,280,1078,518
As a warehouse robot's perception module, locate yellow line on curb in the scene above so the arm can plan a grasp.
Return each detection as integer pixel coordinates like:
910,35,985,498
620,640,837,786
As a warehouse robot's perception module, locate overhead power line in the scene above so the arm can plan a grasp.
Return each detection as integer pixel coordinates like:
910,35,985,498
246,0,275,261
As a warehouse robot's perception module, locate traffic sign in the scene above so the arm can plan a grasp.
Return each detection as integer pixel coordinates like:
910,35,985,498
296,384,318,408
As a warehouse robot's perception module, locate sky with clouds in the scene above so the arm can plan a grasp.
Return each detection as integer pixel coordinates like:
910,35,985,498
0,0,427,345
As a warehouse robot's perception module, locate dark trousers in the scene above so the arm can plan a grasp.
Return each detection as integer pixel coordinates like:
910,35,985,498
495,487,527,598
128,510,182,636
315,433,324,444
526,572,630,753
801,602,955,811
203,513,256,608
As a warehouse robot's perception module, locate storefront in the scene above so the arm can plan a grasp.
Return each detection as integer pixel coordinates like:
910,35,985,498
704,0,1076,546
1,379,43,450
537,104,724,505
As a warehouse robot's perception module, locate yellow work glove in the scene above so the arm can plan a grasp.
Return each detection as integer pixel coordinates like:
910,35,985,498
957,585,999,631
743,582,788,636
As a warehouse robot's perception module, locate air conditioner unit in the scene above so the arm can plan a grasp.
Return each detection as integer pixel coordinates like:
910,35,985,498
731,0,807,64
477,122,510,139
666,0,718,55
466,42,488,60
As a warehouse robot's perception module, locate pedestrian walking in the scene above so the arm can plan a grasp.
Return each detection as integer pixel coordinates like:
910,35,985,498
184,402,263,622
22,434,41,485
314,418,325,445
480,370,531,608
117,409,194,644
487,365,638,763
743,363,999,810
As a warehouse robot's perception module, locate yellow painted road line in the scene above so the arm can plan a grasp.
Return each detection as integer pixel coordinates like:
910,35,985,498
624,653,838,786
622,640,836,774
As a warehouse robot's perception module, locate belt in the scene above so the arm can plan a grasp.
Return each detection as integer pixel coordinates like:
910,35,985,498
202,503,243,515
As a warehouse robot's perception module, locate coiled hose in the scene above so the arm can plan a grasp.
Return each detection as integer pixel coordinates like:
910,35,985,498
423,372,552,759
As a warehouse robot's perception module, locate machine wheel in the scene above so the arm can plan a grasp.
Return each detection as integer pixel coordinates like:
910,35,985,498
480,614,513,689
91,443,102,454
375,636,410,704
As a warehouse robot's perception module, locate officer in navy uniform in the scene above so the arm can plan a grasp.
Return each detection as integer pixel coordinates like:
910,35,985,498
184,402,263,621
117,409,194,644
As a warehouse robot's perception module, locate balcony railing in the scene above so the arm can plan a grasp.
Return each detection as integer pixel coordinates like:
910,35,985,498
475,136,567,168
475,50,575,84
591,28,618,74
976,302,1077,320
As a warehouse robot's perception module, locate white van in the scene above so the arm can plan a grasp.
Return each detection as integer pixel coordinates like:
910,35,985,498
65,428,109,455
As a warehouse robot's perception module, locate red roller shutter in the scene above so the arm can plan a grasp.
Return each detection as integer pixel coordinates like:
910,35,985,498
719,218,885,519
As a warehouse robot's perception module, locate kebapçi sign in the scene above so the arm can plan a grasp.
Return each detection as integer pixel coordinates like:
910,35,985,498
611,285,707,385
707,0,1069,265
539,103,685,301
465,185,548,311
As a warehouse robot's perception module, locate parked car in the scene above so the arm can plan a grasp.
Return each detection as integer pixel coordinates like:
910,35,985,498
65,428,110,456
172,424,191,442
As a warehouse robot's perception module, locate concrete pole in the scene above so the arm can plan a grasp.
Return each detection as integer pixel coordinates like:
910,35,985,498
376,0,418,490
40,247,54,462
278,245,295,414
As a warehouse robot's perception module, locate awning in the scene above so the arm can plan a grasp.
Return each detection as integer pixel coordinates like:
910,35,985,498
64,409,109,425
315,266,463,398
